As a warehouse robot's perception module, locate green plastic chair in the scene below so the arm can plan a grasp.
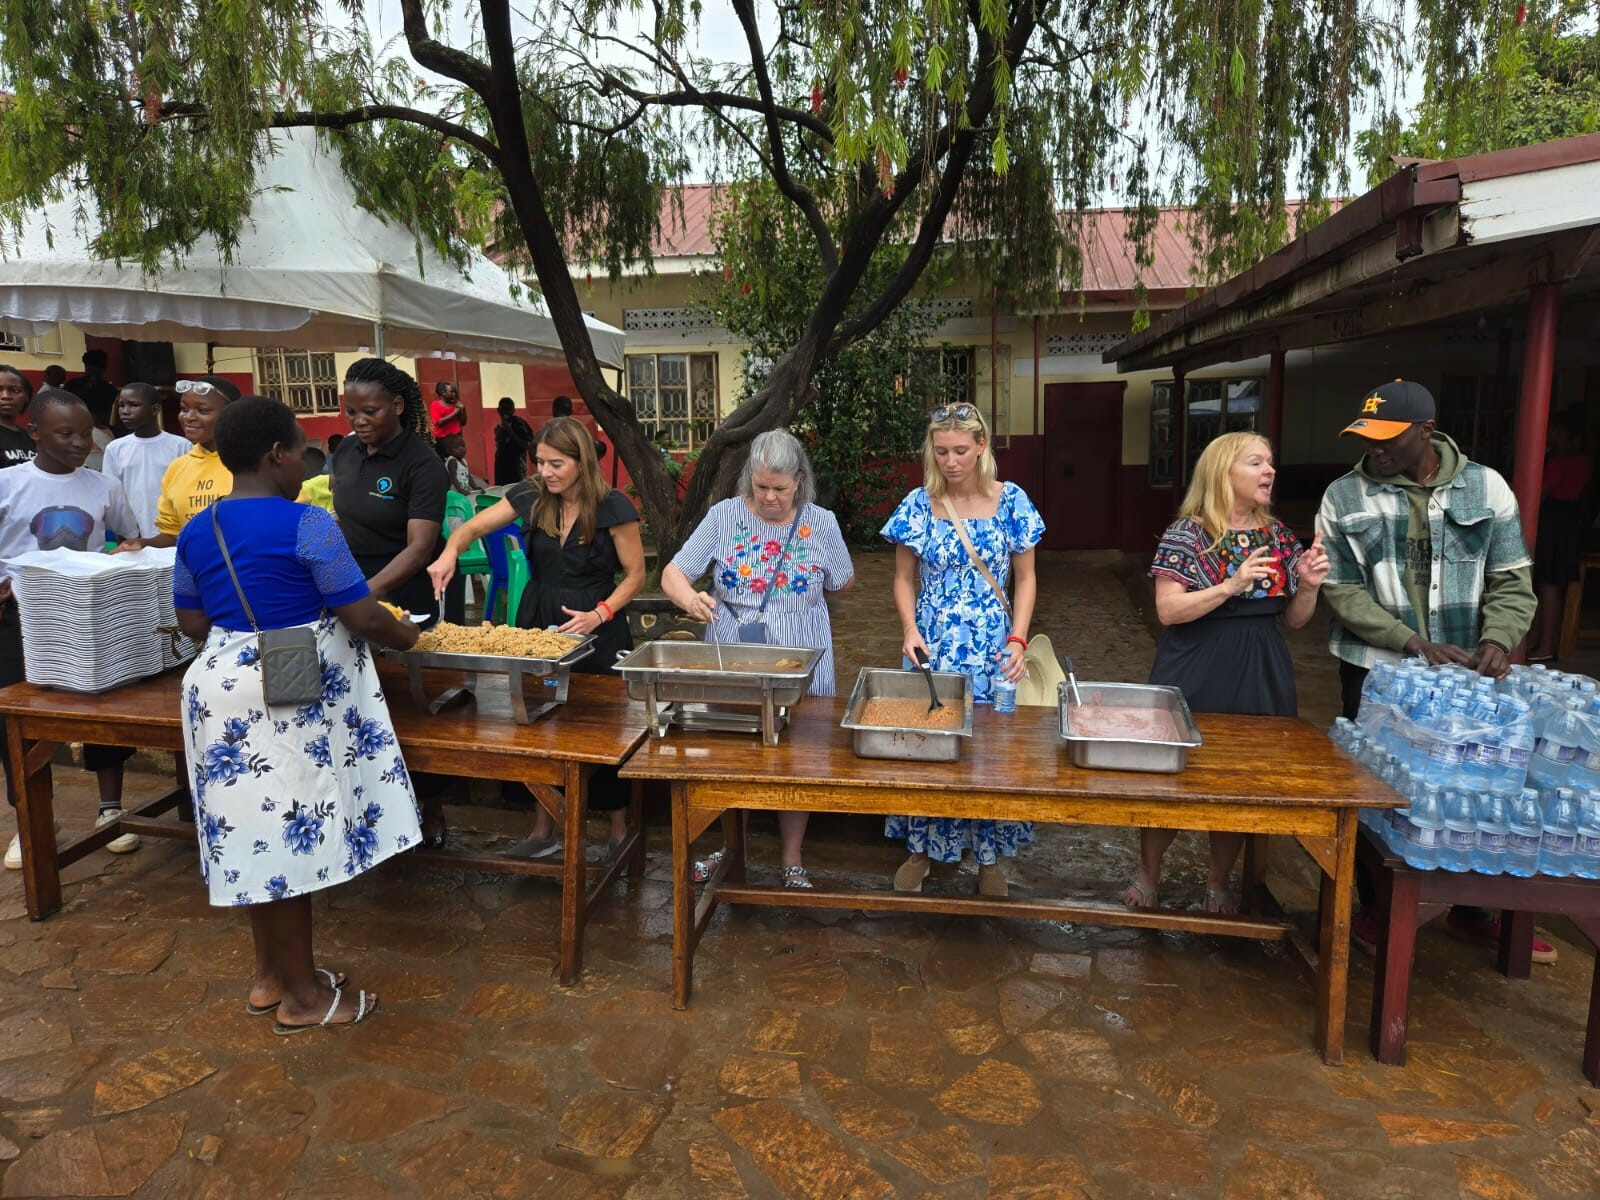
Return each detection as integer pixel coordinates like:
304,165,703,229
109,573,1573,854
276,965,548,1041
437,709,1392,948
474,492,501,514
445,492,490,578
505,544,530,626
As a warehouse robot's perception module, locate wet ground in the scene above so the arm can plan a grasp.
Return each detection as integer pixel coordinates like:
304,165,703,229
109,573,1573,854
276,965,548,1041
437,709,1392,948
2,549,1600,1198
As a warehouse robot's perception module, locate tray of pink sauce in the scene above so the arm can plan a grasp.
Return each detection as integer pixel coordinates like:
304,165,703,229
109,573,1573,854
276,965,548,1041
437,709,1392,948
1057,682,1203,774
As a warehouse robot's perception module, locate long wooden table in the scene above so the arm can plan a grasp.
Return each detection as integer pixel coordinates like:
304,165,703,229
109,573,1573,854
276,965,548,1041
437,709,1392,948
1,668,650,984
619,698,1399,1064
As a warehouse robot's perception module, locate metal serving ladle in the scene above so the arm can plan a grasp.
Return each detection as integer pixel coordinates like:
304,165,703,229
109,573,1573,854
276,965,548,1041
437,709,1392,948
912,646,944,712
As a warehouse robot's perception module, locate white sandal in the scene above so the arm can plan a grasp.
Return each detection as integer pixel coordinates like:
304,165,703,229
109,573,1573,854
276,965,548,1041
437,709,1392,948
781,865,814,890
273,987,379,1036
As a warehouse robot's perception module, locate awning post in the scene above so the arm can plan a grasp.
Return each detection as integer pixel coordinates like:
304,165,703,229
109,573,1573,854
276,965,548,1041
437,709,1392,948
1265,350,1285,451
1513,283,1561,553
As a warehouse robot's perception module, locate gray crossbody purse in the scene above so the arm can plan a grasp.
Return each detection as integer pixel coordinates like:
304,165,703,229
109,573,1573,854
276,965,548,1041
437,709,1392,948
210,505,323,706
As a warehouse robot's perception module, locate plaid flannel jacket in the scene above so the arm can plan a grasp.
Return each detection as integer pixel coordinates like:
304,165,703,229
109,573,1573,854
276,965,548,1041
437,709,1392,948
1315,452,1530,669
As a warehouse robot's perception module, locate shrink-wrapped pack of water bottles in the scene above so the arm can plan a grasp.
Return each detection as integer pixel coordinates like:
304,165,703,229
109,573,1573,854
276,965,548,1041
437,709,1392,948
1329,661,1600,878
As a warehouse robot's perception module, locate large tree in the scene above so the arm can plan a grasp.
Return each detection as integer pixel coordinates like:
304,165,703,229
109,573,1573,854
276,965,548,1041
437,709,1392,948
0,0,1538,560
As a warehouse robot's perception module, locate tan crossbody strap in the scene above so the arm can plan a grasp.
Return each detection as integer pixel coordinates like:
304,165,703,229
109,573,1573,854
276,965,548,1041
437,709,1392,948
939,495,1013,619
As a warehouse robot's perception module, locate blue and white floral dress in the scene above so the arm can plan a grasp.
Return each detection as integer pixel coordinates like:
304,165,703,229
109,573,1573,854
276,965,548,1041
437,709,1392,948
880,482,1045,865
175,498,420,907
670,498,855,695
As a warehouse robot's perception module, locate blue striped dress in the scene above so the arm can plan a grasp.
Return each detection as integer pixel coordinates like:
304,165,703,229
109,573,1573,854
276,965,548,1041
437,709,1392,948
669,498,855,696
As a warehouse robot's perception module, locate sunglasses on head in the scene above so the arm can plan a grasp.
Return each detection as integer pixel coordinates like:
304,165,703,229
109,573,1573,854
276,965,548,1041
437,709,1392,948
175,380,218,396
930,404,978,424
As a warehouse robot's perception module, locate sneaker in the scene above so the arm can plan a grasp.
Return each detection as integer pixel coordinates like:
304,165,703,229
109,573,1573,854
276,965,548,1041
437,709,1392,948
4,825,61,870
977,862,1008,898
1445,909,1558,964
1350,907,1378,956
96,809,141,854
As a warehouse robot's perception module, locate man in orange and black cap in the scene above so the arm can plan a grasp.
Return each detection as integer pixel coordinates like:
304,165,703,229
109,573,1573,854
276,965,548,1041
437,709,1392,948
1317,379,1545,958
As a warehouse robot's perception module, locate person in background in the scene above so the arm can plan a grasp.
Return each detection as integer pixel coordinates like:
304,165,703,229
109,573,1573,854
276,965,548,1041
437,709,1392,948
102,383,190,539
493,397,535,486
437,432,486,493
661,430,855,888
1124,432,1329,913
429,380,467,441
0,390,138,869
0,366,37,469
326,433,344,457
1528,412,1590,662
65,349,118,431
881,403,1043,898
297,446,335,513
332,358,449,845
173,396,421,1033
119,376,242,550
42,366,67,389
551,394,607,460
427,416,644,860
1318,379,1551,961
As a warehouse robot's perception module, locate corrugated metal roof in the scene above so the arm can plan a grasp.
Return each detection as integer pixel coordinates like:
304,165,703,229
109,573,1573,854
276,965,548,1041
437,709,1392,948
653,184,724,257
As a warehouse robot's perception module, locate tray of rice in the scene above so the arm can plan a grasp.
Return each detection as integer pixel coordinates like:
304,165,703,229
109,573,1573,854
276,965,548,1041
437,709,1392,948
381,623,595,723
840,667,974,762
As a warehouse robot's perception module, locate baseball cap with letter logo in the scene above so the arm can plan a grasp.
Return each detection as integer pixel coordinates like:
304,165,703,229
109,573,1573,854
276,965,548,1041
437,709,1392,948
1340,379,1436,441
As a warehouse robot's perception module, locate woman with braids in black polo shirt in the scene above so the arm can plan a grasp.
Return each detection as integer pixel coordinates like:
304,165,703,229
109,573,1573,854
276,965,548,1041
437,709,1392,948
330,359,448,623
331,358,450,844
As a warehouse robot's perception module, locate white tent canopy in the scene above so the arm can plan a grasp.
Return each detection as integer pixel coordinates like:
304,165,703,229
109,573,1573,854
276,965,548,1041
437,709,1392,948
0,129,624,368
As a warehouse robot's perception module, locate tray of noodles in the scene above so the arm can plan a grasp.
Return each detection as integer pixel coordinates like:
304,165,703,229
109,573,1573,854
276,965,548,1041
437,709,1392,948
381,622,595,724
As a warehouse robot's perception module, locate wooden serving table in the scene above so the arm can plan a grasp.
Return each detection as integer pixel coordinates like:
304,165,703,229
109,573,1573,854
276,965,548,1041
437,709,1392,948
619,698,1399,1064
1,668,650,984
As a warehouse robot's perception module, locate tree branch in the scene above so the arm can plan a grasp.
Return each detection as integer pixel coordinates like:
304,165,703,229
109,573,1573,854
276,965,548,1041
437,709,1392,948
826,1,1040,353
729,0,837,271
155,99,503,164
397,0,494,96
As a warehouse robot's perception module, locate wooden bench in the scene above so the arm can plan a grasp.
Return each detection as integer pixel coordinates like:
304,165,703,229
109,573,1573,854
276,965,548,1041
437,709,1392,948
1360,825,1600,1084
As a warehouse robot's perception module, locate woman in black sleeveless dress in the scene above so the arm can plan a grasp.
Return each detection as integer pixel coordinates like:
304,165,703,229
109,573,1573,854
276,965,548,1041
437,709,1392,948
1123,432,1330,913
426,417,645,860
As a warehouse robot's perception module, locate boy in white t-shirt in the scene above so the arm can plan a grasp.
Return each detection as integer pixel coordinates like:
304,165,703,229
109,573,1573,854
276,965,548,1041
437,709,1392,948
102,383,190,539
0,389,141,869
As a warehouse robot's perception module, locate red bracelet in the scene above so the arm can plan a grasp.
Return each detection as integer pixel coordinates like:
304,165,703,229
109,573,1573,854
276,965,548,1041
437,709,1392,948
596,600,614,623
1005,634,1027,650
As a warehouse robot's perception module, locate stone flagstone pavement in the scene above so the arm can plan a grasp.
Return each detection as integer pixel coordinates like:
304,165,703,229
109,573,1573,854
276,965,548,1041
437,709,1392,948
0,550,1598,1197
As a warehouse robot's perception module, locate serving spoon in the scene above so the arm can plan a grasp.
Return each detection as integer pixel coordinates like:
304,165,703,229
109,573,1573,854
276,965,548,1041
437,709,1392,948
912,647,944,712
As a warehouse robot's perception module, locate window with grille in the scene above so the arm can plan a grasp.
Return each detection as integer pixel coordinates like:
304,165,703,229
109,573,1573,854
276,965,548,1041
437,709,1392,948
255,348,340,413
908,348,975,411
0,325,22,352
1161,376,1261,484
625,353,719,448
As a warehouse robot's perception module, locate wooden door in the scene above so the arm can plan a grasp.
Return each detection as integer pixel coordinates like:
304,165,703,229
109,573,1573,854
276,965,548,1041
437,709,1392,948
1042,382,1124,549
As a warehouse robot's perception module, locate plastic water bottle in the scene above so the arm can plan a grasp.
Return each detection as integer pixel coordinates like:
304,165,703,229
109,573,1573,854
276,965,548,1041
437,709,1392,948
1436,789,1477,872
1505,788,1544,877
1472,792,1510,875
1403,786,1443,870
1531,702,1581,788
1573,790,1600,880
992,677,1017,713
1426,697,1471,789
1538,786,1580,877
1495,701,1534,795
1461,690,1502,791
1570,710,1600,795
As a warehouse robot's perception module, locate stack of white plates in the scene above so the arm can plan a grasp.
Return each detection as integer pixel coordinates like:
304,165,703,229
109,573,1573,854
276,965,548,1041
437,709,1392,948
5,548,197,693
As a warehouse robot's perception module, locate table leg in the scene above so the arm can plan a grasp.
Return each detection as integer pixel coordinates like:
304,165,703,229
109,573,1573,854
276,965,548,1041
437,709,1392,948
1370,864,1420,1065
1574,916,1600,1087
1498,910,1535,980
626,780,646,881
557,761,589,986
672,781,695,1009
1315,807,1358,1065
174,755,193,824
9,723,61,920
725,810,748,885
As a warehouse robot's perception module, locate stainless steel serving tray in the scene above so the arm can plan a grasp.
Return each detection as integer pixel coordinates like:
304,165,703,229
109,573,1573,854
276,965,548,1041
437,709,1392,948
1057,681,1203,773
614,640,823,744
381,633,595,724
840,667,973,762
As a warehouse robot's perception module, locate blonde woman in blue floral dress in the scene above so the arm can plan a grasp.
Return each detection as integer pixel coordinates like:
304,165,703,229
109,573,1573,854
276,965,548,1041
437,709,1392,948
662,430,855,888
174,397,423,1034
881,403,1044,898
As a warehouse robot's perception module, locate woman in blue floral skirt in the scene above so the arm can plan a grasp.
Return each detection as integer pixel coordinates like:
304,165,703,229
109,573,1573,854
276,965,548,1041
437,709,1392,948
174,397,423,1034
881,404,1044,897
